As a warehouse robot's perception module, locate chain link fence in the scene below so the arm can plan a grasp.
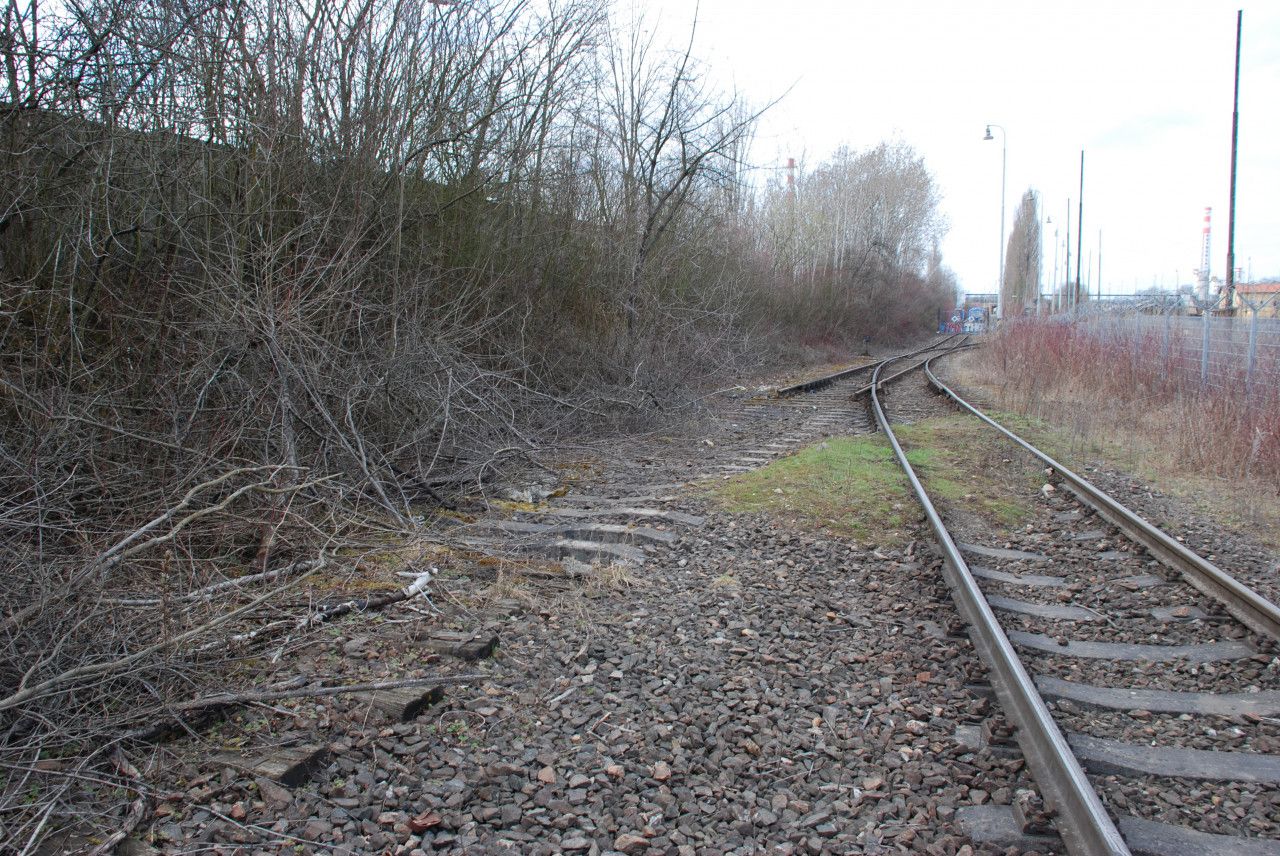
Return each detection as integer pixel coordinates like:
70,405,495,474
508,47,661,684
1054,292,1280,397
987,292,1280,485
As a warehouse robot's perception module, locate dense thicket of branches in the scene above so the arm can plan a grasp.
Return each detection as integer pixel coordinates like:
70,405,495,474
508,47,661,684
0,0,955,845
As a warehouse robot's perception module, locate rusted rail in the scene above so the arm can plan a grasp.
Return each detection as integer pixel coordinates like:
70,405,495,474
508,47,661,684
773,334,962,397
870,355,1131,856
923,357,1280,643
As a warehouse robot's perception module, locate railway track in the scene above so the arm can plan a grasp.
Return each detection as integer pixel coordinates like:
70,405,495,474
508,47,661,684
447,336,971,570
144,334,1279,855
866,349,1280,855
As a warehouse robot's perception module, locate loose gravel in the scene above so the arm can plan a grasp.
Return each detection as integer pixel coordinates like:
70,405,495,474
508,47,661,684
137,349,1280,854
146,353,1059,856
884,363,1280,844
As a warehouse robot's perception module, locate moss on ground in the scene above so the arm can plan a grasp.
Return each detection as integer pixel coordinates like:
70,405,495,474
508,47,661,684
894,413,1043,529
708,415,1046,545
708,435,916,545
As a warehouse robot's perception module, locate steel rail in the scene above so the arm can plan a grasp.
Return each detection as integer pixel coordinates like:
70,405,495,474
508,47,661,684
774,334,961,397
870,357,1130,856
850,340,976,398
923,358,1280,643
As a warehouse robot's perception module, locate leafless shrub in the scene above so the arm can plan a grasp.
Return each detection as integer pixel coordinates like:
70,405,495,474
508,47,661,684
0,0,954,845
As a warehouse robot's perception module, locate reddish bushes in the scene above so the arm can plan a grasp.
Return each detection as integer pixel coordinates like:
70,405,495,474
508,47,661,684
985,318,1280,488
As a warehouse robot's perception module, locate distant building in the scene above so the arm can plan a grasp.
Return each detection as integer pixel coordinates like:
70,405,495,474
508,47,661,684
1232,281,1280,317
962,293,999,313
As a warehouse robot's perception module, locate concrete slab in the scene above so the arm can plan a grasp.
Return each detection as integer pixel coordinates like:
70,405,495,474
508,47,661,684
958,542,1050,562
552,539,645,565
1036,675,1280,717
1119,815,1280,855
987,594,1103,622
1069,732,1280,783
955,805,1058,851
1113,574,1169,589
1008,630,1256,662
539,506,705,526
971,565,1069,587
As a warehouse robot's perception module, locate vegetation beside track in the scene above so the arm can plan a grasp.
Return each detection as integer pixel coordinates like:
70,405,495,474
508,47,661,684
946,350,1280,548
709,412,1044,545
893,413,1042,530
1,0,965,842
709,436,914,544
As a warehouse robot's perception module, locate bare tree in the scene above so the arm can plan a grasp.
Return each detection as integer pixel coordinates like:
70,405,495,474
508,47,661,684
751,141,950,342
0,0,969,845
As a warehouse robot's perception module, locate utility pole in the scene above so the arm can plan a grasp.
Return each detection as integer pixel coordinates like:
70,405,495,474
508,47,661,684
1097,229,1103,301
1225,10,1242,314
983,125,1007,321
1075,151,1084,307
1051,222,1060,311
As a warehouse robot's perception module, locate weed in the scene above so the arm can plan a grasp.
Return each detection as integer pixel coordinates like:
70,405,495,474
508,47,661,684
895,415,1040,529
585,562,637,593
951,325,1280,546
708,435,914,544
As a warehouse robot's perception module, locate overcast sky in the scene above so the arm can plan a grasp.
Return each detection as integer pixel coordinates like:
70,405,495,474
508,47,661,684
646,0,1280,296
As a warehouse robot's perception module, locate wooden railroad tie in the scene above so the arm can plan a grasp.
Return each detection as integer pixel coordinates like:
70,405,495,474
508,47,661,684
420,629,500,661
360,684,446,722
215,744,331,788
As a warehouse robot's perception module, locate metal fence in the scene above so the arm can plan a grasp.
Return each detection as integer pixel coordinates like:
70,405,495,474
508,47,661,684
1047,293,1280,397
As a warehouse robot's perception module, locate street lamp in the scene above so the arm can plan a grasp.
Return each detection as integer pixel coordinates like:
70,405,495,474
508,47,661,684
983,124,1006,322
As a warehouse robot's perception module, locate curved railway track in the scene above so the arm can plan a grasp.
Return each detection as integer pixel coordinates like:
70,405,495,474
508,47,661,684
860,348,1280,856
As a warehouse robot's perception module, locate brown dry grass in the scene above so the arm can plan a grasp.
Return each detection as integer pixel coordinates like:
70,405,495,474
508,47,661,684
947,349,1280,548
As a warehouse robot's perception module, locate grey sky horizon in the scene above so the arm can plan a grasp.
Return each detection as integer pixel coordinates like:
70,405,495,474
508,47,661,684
648,0,1280,298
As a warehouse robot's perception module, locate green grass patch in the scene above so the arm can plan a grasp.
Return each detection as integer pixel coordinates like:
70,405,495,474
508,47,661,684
709,435,915,544
709,414,1050,545
894,413,1044,529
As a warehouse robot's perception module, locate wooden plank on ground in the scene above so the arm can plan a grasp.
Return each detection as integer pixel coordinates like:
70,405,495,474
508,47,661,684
361,685,446,721
216,744,331,787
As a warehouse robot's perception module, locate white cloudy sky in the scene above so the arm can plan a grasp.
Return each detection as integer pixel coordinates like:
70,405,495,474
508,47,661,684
645,0,1280,296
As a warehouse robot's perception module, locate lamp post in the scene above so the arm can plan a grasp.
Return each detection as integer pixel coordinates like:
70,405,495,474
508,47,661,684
1050,220,1060,312
983,124,1006,322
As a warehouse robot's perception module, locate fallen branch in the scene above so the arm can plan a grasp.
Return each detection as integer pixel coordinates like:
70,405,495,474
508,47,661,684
0,472,327,634
86,750,150,856
99,472,335,573
201,568,435,654
96,466,293,570
297,569,435,631
118,673,479,742
100,557,326,607
166,673,482,713
0,559,327,713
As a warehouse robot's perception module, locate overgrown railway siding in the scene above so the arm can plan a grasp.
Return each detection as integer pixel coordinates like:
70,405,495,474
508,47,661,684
37,334,1280,854
131,339,1052,854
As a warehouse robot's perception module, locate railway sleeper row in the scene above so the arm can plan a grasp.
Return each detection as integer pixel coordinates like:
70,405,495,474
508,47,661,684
868,351,1280,855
